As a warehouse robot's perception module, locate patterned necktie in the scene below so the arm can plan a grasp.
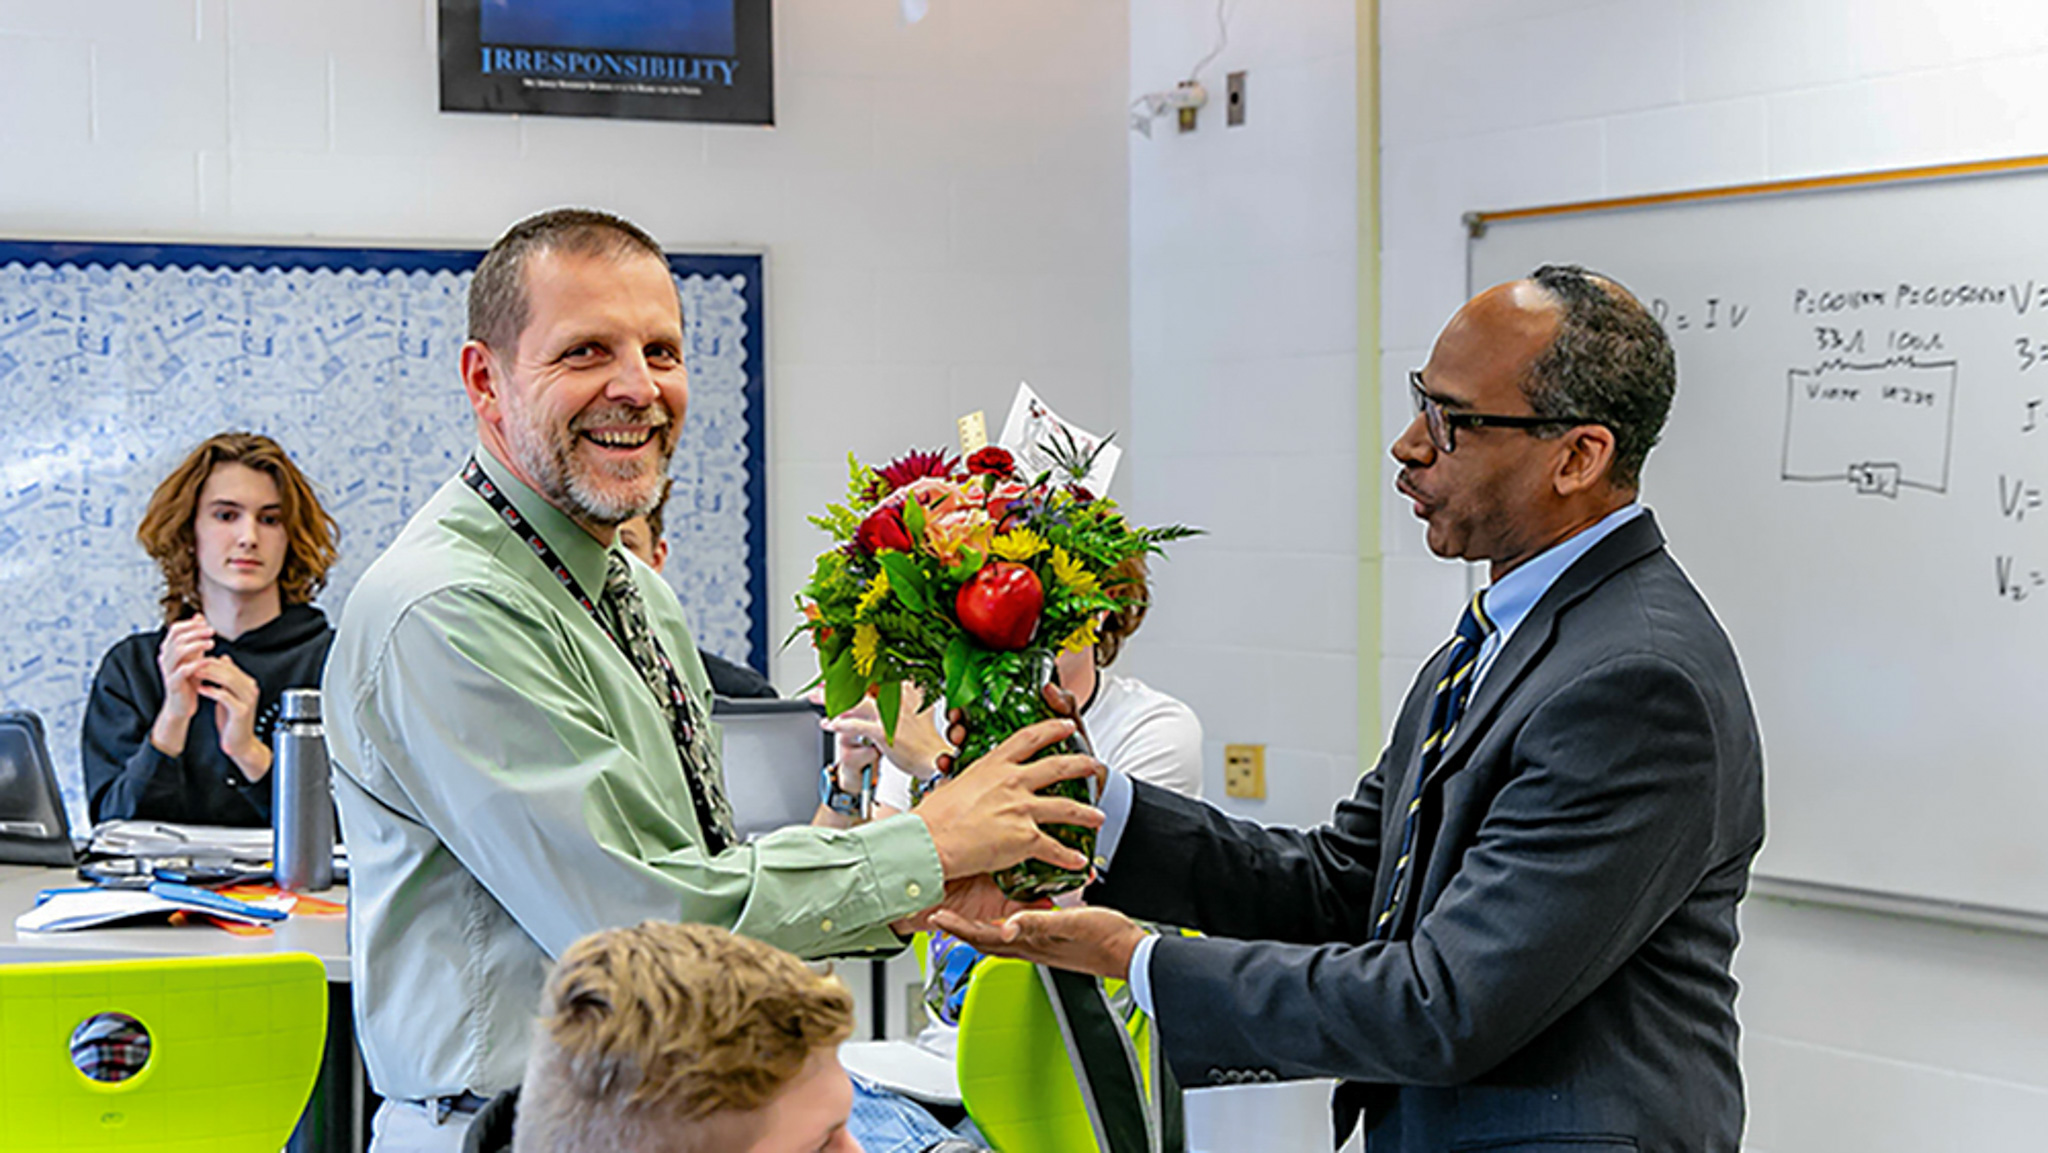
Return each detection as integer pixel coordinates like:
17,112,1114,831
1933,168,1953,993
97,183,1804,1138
1373,592,1495,939
603,551,738,851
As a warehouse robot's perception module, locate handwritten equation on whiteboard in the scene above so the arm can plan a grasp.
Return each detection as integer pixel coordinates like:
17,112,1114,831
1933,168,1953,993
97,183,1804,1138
1651,277,2048,607
0,248,761,828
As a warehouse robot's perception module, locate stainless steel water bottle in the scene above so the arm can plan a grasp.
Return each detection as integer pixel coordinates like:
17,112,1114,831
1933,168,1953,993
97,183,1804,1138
273,688,335,891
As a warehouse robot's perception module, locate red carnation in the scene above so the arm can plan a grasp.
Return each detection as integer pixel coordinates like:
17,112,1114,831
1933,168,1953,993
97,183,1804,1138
967,446,1017,478
854,503,914,555
869,449,958,499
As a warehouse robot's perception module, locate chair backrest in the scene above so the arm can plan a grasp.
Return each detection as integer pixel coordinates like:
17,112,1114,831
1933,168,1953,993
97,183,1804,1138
0,710,78,867
0,952,328,1153
954,956,1179,1153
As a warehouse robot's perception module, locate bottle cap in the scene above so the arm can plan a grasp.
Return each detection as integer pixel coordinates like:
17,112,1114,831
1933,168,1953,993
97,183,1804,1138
281,687,322,723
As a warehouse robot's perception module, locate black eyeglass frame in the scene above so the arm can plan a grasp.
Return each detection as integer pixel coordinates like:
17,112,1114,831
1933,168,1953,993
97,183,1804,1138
1407,370,1601,454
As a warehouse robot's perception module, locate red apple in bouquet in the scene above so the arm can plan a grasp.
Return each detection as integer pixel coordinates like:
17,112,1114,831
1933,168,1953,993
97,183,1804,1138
954,561,1043,650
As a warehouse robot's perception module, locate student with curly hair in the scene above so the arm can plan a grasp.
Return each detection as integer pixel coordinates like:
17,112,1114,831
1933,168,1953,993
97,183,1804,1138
81,431,339,825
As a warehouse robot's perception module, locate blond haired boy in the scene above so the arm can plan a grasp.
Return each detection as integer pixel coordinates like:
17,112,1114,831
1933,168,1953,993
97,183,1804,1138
513,921,861,1153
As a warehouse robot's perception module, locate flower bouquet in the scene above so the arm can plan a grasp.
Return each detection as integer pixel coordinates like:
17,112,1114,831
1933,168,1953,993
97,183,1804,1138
797,435,1198,900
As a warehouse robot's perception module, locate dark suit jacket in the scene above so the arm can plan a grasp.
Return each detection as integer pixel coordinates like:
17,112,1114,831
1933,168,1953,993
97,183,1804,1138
1089,512,1764,1153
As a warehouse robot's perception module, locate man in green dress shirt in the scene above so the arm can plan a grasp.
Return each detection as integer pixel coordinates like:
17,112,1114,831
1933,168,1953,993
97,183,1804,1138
325,208,1101,1153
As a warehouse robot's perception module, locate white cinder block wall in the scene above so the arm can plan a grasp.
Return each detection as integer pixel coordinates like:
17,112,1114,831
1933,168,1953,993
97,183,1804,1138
1124,1,1361,1149
1380,1,2048,1148
0,0,1132,695
1123,0,1361,821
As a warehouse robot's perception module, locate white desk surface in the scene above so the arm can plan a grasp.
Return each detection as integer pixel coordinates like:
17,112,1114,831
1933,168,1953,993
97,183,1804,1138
0,864,351,980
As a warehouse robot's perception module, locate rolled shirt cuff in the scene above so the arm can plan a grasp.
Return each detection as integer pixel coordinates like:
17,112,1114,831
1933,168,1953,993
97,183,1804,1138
1093,770,1136,873
1128,931,1159,1017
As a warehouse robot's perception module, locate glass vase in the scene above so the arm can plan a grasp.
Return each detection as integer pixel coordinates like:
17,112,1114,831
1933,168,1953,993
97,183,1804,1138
943,652,1096,902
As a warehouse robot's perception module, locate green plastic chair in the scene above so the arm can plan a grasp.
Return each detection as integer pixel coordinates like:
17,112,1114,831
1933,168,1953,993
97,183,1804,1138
954,956,1181,1153
0,952,329,1153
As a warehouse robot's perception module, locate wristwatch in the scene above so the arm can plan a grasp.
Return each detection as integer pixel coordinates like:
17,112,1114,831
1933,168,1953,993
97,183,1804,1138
819,761,873,819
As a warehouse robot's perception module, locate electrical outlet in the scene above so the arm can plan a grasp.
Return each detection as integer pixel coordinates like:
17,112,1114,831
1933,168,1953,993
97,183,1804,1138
1226,70,1246,126
1224,743,1266,799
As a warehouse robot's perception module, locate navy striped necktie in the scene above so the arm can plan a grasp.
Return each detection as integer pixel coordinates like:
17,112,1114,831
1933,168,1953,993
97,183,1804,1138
1374,592,1495,939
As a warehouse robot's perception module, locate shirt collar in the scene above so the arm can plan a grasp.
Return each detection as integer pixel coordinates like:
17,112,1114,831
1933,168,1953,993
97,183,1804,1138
472,444,617,600
1480,502,1646,643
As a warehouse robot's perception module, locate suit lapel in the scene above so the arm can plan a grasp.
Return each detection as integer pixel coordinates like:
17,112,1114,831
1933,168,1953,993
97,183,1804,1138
1428,511,1668,779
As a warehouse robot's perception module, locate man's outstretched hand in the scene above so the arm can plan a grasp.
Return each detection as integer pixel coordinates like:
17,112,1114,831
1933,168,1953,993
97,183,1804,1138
927,904,1148,982
914,719,1103,879
891,875,1049,936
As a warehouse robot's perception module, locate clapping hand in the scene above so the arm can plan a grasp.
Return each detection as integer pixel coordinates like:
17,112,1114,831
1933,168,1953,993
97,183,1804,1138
148,615,217,756
197,655,272,782
155,616,215,721
811,685,953,782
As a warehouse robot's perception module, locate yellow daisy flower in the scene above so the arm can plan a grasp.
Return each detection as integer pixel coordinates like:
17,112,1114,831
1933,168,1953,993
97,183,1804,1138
990,528,1048,561
856,570,891,617
1048,546,1099,597
1058,618,1101,655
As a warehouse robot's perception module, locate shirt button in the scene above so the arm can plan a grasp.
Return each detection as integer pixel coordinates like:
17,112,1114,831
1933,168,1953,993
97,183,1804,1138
905,882,923,900
820,918,834,933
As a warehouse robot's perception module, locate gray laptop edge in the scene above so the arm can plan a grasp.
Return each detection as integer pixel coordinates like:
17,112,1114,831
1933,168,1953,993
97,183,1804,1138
713,697,831,842
0,710,79,867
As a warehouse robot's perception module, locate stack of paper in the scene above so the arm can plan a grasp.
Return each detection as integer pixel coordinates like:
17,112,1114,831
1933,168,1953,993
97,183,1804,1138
16,883,292,933
86,820,276,860
85,820,346,865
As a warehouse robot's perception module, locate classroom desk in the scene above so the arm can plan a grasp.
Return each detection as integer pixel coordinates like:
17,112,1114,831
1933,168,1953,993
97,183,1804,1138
1,864,897,1151
0,864,365,1153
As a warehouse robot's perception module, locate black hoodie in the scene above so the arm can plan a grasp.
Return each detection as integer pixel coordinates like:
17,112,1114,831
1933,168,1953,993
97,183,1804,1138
81,603,333,827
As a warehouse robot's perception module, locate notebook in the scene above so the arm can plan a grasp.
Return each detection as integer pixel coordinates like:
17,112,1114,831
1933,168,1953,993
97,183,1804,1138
16,881,291,933
713,697,832,842
0,711,80,867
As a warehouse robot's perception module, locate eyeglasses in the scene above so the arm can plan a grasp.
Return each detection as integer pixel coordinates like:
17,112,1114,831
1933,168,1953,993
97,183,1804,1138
1408,370,1597,454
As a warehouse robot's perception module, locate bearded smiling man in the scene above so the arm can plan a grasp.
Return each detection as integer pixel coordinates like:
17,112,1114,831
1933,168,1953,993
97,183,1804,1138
325,208,1101,1153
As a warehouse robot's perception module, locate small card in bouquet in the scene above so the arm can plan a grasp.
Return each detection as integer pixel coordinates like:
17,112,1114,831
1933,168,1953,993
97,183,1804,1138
997,383,1122,497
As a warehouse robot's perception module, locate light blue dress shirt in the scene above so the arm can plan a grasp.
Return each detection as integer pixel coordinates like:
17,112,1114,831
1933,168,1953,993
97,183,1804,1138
1106,503,1647,1015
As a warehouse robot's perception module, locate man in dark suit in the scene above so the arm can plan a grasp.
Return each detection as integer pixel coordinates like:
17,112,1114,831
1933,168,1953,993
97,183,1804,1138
935,266,1766,1152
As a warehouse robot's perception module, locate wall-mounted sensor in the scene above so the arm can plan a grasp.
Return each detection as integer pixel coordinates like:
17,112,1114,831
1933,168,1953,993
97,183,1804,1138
1131,80,1209,138
1176,80,1206,133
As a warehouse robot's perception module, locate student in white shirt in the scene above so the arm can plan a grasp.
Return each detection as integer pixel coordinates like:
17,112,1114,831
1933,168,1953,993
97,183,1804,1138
819,555,1202,1153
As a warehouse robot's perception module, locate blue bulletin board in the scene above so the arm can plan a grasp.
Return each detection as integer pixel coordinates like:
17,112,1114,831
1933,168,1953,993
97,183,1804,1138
0,240,766,828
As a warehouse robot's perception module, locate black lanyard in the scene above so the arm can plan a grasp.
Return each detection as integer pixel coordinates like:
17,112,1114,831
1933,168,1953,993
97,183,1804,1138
460,458,721,835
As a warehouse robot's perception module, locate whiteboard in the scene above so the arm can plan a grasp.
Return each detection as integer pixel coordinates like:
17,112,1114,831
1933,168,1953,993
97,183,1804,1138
1469,163,2048,918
